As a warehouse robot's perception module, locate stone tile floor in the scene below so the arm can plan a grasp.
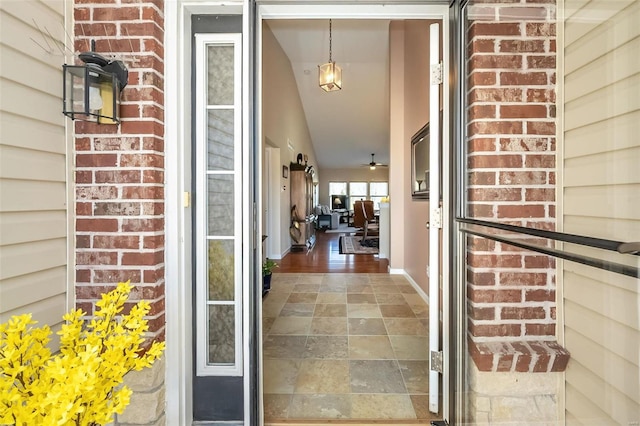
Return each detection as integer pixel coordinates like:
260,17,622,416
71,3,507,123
262,273,438,422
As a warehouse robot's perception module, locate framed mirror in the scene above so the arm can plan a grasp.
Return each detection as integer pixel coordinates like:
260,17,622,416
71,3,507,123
411,122,430,199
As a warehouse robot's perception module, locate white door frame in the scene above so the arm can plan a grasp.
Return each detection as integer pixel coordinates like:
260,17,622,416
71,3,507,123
165,2,451,424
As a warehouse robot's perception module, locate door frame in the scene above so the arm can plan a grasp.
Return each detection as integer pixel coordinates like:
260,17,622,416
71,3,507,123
164,1,453,424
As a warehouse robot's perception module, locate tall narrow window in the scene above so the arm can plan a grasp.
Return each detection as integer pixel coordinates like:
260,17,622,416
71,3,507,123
195,34,242,376
369,181,388,210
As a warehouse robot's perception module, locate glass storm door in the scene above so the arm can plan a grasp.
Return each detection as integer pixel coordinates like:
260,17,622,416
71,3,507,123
193,32,245,421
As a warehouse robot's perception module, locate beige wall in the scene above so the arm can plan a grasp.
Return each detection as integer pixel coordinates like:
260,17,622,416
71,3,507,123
389,20,434,290
262,22,319,256
318,167,389,207
562,0,640,422
0,1,69,336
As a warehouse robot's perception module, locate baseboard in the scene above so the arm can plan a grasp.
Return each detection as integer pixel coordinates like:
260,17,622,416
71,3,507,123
388,268,404,275
401,271,430,304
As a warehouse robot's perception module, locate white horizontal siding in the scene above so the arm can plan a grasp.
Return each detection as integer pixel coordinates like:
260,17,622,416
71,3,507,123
0,1,68,343
562,0,640,423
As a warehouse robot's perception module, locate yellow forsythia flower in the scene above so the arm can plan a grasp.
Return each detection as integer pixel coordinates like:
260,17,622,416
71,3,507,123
0,281,165,426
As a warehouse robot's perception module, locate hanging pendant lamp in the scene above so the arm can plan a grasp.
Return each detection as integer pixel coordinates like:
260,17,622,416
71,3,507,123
318,19,342,92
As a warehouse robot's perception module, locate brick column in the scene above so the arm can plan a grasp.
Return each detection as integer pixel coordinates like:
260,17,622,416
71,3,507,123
73,1,165,424
465,0,568,373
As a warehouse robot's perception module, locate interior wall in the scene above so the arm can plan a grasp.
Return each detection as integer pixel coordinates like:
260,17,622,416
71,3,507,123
318,167,389,207
389,21,406,272
403,20,434,292
262,22,320,257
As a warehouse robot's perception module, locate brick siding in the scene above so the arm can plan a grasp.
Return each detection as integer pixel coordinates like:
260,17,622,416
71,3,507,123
73,0,165,345
465,0,568,372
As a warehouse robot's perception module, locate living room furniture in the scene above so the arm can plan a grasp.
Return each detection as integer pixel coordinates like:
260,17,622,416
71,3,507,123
352,200,379,241
315,205,340,229
290,163,315,251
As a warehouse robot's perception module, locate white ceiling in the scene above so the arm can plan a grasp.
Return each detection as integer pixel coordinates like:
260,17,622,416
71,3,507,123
267,19,391,170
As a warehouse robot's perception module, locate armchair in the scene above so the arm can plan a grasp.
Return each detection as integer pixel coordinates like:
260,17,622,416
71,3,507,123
352,200,379,242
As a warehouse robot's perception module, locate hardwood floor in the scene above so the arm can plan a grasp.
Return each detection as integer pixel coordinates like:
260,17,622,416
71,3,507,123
276,230,389,273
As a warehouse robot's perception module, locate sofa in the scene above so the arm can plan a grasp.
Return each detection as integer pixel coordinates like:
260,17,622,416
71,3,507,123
315,205,340,229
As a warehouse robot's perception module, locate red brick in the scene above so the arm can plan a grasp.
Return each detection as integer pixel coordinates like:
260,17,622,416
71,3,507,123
468,236,496,251
526,323,555,336
94,235,140,249
76,186,118,200
144,267,165,284
469,87,523,103
120,104,142,119
496,352,515,372
142,202,164,215
142,104,164,122
92,6,141,21
526,121,555,135
121,218,163,232
75,22,117,36
525,289,555,302
469,121,523,135
75,121,119,135
471,54,523,70
469,154,524,169
525,154,555,168
469,71,497,86
76,235,91,249
528,55,556,69
93,269,142,284
467,270,496,286
122,251,164,266
470,322,521,338
76,218,119,232
524,255,554,268
469,171,496,185
468,203,494,218
469,253,523,268
468,187,522,201
499,72,548,86
525,188,555,201
499,272,548,286
499,171,546,185
75,137,91,151
120,153,164,168
94,202,141,216
499,40,545,53
76,170,93,184
122,88,163,104
468,304,496,320
468,138,497,152
143,170,164,184
76,202,92,216
76,269,91,283
95,137,140,151
74,7,90,21
143,234,164,249
469,38,496,54
497,204,546,219
145,313,166,334
77,154,118,167
527,88,555,103
526,22,556,37
470,22,521,37
95,170,141,184
468,339,494,371
501,306,546,320
501,105,548,119
122,186,164,200
76,251,118,266
469,105,497,120
142,137,164,151
500,137,550,152
468,287,522,303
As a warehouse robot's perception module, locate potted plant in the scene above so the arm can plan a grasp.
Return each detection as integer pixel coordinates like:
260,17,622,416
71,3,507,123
262,258,279,294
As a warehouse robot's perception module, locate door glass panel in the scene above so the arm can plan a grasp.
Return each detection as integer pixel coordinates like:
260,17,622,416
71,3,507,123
208,240,235,301
207,175,235,235
208,110,235,170
195,33,242,376
207,45,234,105
208,304,235,364
458,0,640,424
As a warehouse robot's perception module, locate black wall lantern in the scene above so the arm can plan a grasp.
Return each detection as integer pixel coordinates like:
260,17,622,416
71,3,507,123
62,45,128,124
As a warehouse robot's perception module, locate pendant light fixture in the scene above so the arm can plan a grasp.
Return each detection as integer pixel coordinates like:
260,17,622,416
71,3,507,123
318,19,342,92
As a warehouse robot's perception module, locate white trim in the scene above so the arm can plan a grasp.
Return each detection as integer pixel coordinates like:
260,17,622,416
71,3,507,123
402,271,430,304
388,267,406,275
195,33,244,377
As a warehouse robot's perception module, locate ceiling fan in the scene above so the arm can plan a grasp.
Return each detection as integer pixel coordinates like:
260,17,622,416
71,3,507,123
362,153,388,170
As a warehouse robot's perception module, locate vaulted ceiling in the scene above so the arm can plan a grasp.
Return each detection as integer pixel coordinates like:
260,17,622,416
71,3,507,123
267,19,391,170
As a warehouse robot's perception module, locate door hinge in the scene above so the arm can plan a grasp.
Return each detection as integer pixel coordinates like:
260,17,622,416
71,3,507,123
183,192,191,208
430,206,442,229
431,61,443,85
430,350,443,374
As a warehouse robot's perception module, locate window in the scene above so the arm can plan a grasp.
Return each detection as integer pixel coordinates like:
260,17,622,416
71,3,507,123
349,182,367,202
328,181,347,206
369,181,388,210
195,33,242,376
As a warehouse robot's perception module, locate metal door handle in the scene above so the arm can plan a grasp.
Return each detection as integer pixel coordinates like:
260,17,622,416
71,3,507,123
617,242,640,254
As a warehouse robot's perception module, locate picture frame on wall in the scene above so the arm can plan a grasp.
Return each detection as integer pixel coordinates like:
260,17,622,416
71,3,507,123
282,165,288,178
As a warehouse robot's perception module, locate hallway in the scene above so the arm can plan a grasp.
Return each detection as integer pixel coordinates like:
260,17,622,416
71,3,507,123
262,271,436,422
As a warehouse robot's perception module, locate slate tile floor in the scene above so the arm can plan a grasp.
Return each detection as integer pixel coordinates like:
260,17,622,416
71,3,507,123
262,273,437,422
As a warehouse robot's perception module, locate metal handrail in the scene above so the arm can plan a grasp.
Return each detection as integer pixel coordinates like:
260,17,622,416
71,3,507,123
457,218,638,256
457,219,640,278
